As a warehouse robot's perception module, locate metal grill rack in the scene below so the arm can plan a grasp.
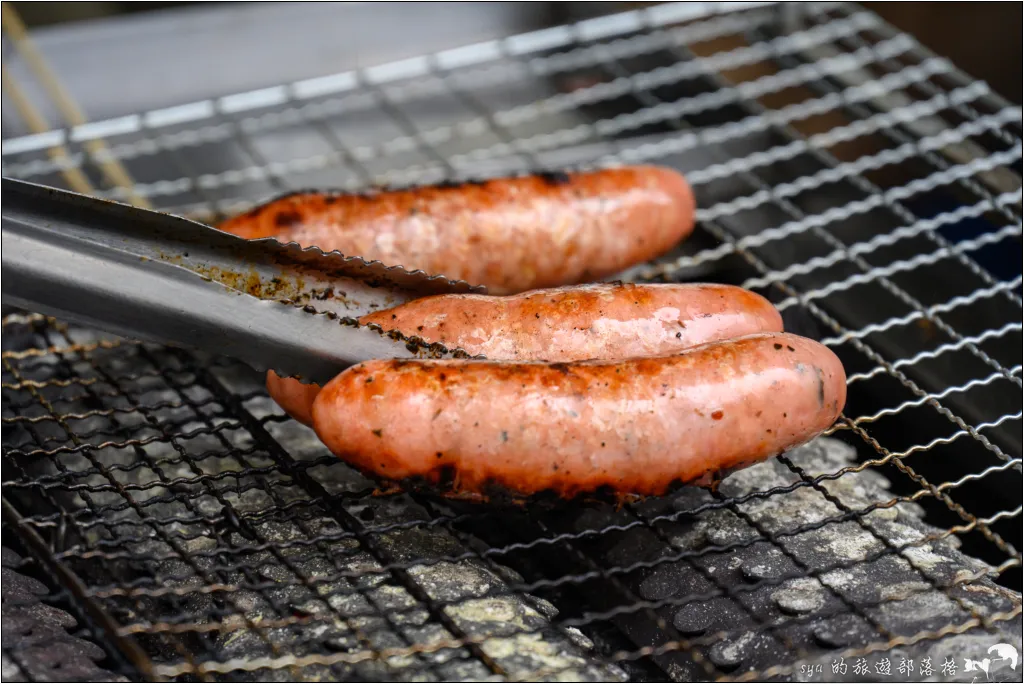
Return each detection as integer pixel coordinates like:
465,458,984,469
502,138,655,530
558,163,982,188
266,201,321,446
2,2,1022,681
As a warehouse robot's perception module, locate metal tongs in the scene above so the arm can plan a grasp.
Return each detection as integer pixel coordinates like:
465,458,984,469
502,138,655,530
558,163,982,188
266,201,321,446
1,177,486,385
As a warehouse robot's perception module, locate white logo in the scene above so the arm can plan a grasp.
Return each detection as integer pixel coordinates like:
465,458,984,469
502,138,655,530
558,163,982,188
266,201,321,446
988,643,1019,671
965,644,1019,681
964,658,991,679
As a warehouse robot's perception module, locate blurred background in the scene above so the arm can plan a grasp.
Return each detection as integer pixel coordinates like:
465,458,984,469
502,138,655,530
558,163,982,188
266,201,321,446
4,2,1022,111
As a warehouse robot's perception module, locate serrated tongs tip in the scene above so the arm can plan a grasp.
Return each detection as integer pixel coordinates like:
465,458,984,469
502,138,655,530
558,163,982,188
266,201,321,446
1,177,483,385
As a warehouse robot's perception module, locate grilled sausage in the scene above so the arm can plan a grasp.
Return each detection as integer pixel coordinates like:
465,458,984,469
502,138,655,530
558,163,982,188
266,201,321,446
266,282,783,426
218,166,696,294
360,282,783,360
311,333,847,499
265,372,322,427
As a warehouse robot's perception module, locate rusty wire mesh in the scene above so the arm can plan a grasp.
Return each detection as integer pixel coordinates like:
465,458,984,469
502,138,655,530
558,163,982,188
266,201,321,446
2,2,1022,681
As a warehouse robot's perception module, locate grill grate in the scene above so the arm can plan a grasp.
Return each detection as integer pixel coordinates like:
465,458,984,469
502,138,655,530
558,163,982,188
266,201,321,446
2,2,1021,681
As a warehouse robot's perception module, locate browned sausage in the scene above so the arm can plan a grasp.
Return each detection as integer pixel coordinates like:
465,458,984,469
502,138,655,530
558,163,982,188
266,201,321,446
311,333,847,499
218,166,696,294
267,282,783,426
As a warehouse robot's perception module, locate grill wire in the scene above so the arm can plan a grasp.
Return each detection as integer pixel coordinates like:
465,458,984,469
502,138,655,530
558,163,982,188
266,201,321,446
2,2,1022,681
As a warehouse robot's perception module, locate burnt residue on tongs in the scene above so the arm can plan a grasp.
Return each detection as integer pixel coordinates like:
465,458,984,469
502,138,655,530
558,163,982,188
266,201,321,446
0,177,487,385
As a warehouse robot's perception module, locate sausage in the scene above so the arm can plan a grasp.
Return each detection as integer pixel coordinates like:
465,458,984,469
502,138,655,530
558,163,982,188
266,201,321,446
265,372,322,427
311,333,847,500
218,166,696,294
359,282,783,361
266,282,783,426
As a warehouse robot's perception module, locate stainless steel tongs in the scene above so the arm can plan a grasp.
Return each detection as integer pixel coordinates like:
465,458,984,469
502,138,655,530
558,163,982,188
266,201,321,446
1,177,486,385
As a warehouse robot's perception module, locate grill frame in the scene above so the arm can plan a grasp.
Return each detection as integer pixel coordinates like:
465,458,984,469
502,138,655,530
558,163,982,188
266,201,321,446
2,2,1021,681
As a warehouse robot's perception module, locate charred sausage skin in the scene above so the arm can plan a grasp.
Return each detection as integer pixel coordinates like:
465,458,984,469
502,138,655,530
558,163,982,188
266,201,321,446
218,166,696,294
311,333,847,499
266,282,783,426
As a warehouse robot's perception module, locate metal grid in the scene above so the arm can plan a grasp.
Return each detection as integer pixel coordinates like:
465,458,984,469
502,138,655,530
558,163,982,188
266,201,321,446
2,2,1022,681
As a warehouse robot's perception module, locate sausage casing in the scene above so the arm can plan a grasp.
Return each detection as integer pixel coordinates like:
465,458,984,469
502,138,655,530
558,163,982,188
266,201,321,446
218,166,696,294
360,282,782,361
311,333,847,499
266,283,783,426
265,372,322,427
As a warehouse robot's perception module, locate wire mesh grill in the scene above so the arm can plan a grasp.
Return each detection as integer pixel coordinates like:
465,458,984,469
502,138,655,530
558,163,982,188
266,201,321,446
2,2,1022,681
